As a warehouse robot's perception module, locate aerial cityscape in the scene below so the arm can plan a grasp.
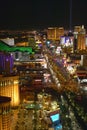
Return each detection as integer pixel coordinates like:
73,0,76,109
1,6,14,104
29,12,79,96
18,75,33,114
0,0,87,130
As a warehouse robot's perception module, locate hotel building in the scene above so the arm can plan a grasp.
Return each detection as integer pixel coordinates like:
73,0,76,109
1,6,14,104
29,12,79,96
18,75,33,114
0,76,20,107
74,25,86,51
0,96,11,130
77,26,86,50
47,27,64,41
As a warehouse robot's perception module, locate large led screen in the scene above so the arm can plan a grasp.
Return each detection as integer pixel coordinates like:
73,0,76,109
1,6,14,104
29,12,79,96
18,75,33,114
60,36,74,46
50,114,60,123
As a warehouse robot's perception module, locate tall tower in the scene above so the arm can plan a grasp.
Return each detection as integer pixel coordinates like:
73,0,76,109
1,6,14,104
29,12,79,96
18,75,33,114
69,0,72,31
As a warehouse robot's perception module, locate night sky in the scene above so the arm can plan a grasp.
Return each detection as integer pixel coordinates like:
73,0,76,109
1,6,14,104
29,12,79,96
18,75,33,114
0,0,87,30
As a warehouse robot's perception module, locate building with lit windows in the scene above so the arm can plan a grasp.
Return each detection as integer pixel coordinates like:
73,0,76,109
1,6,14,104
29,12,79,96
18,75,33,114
0,96,11,130
0,52,13,75
73,25,87,51
56,27,64,40
77,35,86,50
47,27,64,40
77,25,86,50
0,76,20,107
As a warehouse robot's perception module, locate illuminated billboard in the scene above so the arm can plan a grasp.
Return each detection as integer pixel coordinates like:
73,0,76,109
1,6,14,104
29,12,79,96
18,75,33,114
50,113,60,123
60,36,74,46
85,36,87,47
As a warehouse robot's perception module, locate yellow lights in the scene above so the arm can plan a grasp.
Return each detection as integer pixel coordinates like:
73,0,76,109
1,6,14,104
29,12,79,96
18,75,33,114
66,64,76,75
52,105,57,110
51,101,60,110
13,89,20,106
14,80,19,84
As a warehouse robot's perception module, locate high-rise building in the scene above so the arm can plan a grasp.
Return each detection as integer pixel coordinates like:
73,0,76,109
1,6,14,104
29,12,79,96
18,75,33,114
74,25,86,51
0,96,11,130
47,27,64,40
0,76,20,107
77,25,86,50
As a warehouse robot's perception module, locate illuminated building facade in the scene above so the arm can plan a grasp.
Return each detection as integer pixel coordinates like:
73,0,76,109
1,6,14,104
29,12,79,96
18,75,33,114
73,25,87,51
0,52,13,75
0,40,34,62
77,33,86,50
0,76,20,107
56,27,64,40
86,36,87,48
47,27,64,40
0,96,11,130
76,25,86,50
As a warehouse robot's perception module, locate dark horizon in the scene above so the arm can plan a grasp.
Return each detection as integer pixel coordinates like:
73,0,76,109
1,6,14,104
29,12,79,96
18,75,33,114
0,0,87,31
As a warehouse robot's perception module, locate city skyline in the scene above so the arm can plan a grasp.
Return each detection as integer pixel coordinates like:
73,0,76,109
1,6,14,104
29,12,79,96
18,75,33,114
0,0,87,30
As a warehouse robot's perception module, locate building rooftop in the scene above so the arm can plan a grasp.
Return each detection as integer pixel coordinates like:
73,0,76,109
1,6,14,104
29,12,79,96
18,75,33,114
0,40,33,53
